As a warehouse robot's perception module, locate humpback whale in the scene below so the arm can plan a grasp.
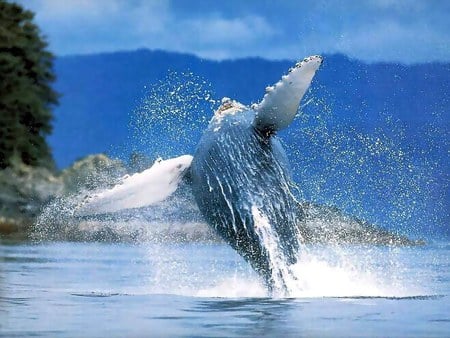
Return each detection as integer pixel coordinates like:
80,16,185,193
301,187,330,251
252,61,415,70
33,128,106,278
190,56,323,288
75,55,416,291
78,55,322,291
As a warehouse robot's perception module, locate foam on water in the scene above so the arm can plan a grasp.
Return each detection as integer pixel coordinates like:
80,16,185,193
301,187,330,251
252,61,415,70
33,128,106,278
140,245,424,299
289,247,422,298
136,237,425,299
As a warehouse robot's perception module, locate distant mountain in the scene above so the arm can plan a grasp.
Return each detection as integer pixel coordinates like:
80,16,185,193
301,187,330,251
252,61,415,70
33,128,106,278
52,49,295,167
51,49,449,167
50,49,449,238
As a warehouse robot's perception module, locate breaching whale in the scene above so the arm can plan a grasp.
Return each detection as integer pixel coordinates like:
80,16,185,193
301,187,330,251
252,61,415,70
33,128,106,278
75,55,415,291
78,55,322,290
190,56,323,288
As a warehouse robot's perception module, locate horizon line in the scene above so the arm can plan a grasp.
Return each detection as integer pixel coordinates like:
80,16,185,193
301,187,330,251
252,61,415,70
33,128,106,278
54,48,450,67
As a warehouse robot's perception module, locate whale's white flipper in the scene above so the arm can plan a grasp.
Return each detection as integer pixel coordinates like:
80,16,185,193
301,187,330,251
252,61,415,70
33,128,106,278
76,155,193,216
253,55,323,132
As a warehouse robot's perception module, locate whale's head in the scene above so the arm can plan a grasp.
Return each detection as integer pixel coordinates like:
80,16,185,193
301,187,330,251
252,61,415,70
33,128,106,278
209,55,323,135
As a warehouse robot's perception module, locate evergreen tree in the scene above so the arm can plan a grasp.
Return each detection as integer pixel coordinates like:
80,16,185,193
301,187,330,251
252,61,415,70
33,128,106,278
0,0,58,169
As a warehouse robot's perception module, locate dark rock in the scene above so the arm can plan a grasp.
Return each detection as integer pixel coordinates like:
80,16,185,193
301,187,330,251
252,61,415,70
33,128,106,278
0,154,126,239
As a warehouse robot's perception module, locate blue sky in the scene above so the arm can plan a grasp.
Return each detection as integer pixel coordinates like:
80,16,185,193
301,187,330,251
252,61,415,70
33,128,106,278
17,0,450,63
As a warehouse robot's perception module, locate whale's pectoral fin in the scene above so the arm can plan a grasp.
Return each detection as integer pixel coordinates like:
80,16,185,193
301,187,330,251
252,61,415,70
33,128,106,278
253,55,323,132
75,155,193,216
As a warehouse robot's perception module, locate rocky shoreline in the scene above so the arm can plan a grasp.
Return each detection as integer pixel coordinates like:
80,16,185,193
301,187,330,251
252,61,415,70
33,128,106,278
0,154,127,240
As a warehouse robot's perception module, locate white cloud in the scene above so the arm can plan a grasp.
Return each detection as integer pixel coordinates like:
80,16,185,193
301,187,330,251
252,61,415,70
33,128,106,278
328,19,449,63
174,15,276,59
184,16,274,44
15,0,450,63
19,0,275,59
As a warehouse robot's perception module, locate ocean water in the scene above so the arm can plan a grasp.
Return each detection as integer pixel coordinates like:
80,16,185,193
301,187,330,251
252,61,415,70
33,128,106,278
1,240,449,337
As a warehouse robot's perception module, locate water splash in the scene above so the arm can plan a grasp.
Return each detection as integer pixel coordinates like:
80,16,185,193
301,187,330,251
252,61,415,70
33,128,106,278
252,206,296,297
286,86,449,239
136,242,425,299
33,185,213,243
129,70,217,160
32,69,441,300
34,70,218,242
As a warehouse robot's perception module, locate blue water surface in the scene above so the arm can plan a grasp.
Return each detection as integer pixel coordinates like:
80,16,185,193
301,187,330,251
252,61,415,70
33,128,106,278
1,241,449,337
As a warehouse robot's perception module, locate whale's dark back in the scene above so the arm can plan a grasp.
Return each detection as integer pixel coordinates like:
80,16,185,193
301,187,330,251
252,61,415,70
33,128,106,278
191,108,302,286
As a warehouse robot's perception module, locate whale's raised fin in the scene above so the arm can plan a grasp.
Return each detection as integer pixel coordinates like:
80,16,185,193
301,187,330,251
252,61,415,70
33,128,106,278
75,155,193,216
253,55,322,132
